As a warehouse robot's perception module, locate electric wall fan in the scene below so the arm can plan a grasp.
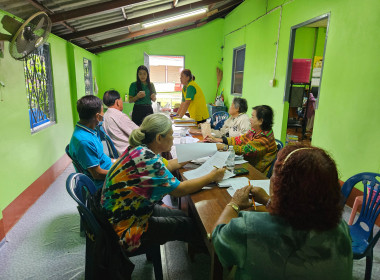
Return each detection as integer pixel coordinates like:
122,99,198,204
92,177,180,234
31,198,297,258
0,11,52,60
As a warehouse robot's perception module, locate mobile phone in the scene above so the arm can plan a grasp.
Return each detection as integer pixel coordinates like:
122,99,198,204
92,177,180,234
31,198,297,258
234,167,249,175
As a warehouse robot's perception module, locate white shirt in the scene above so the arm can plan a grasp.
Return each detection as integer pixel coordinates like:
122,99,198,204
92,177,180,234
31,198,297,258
212,113,251,138
103,108,139,155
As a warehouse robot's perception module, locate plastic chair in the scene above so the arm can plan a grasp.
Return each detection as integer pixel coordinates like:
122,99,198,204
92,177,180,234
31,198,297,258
341,172,380,280
96,122,119,159
65,144,86,174
211,111,229,130
266,139,284,178
66,173,163,280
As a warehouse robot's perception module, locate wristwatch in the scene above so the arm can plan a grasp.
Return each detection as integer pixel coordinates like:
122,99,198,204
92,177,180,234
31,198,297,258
227,202,240,214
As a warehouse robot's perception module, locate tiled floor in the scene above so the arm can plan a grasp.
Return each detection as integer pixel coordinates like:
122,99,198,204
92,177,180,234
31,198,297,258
0,164,379,279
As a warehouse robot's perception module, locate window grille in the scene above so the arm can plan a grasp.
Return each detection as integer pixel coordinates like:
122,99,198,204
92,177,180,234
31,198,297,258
24,44,55,133
231,45,246,95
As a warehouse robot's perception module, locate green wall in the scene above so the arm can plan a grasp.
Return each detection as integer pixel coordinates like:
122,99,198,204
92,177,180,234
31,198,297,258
97,19,224,106
293,27,315,59
0,9,99,221
220,0,380,180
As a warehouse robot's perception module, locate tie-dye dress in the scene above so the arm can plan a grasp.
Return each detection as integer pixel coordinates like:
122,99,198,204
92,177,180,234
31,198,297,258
100,145,180,252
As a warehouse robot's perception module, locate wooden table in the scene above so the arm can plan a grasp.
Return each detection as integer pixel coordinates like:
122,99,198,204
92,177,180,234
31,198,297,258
179,162,267,280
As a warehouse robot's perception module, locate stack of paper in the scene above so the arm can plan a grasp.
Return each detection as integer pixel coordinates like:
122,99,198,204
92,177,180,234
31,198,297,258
173,117,197,127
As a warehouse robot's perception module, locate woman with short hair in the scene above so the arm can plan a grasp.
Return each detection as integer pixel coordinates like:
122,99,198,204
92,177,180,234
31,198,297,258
100,113,225,252
205,105,277,175
212,144,353,280
212,97,251,137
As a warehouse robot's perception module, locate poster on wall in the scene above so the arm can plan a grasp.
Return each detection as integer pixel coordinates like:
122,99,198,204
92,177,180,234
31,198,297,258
83,58,93,95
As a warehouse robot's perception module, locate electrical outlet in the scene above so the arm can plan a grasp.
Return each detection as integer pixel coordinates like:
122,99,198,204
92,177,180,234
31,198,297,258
269,79,276,87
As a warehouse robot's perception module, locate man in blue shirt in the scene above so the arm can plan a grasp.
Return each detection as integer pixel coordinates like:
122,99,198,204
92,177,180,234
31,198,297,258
69,95,113,189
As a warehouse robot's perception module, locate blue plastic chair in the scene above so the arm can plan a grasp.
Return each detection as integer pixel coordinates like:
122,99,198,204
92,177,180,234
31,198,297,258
266,139,284,178
341,172,380,280
96,122,119,159
211,111,229,130
65,145,86,174
66,173,163,280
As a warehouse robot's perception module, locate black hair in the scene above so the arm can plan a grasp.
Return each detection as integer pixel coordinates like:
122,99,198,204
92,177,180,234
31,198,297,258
136,65,153,94
77,95,102,121
232,97,248,113
252,105,274,131
103,90,120,107
181,69,195,81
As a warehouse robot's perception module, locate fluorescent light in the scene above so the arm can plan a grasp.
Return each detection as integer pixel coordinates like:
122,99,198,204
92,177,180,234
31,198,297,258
142,8,207,28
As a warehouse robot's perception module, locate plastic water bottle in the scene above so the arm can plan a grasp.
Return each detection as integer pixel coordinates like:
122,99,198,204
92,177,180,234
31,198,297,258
226,146,235,173
180,128,186,144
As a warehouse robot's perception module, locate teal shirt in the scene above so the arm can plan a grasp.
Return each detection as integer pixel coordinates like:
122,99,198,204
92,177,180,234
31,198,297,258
212,212,353,280
129,82,156,105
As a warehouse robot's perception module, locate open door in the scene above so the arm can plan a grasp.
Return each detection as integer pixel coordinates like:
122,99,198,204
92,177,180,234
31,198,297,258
283,14,330,145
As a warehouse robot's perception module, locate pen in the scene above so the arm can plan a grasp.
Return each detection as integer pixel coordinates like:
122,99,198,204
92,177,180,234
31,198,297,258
213,165,219,169
248,180,256,210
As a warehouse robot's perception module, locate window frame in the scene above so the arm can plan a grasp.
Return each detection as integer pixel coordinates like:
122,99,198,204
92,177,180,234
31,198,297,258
230,45,246,96
24,43,56,134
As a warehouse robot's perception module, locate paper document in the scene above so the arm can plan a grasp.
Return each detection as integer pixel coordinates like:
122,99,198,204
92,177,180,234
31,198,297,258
226,179,271,205
183,151,235,180
176,143,217,163
173,137,199,145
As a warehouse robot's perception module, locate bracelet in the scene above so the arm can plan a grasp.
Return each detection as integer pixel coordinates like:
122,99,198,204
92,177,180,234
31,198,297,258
266,198,271,208
227,202,240,214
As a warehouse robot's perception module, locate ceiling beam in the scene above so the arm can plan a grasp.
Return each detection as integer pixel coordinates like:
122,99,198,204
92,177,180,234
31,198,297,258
90,1,241,53
61,0,225,41
81,13,207,49
49,0,148,24
26,0,92,42
92,23,203,54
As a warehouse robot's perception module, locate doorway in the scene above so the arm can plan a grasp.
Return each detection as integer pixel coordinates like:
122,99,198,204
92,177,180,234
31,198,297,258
283,14,329,145
144,54,184,110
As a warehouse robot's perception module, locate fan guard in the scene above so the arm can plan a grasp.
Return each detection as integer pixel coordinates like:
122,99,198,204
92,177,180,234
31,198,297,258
9,12,51,60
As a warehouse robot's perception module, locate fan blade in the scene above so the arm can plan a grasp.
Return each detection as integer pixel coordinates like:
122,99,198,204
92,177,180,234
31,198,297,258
33,17,45,33
0,33,12,41
1,15,23,35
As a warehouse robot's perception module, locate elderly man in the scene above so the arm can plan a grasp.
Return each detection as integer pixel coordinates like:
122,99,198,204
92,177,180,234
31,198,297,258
69,95,112,189
102,90,138,155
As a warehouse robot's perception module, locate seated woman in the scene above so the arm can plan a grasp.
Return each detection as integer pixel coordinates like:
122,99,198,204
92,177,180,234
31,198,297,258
205,105,277,175
212,144,353,280
100,113,225,253
190,97,251,138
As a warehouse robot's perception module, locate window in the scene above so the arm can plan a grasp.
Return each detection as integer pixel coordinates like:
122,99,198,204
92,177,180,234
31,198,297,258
231,45,246,95
147,55,184,108
24,44,55,133
83,58,93,95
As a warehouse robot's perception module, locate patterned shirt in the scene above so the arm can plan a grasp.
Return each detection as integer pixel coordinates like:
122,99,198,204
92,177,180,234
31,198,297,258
227,129,277,175
100,145,180,252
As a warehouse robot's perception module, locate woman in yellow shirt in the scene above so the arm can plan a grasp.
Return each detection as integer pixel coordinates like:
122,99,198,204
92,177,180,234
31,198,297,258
176,69,209,123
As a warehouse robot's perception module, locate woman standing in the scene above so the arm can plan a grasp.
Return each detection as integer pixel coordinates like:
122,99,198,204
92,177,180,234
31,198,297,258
176,69,209,124
129,65,156,126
